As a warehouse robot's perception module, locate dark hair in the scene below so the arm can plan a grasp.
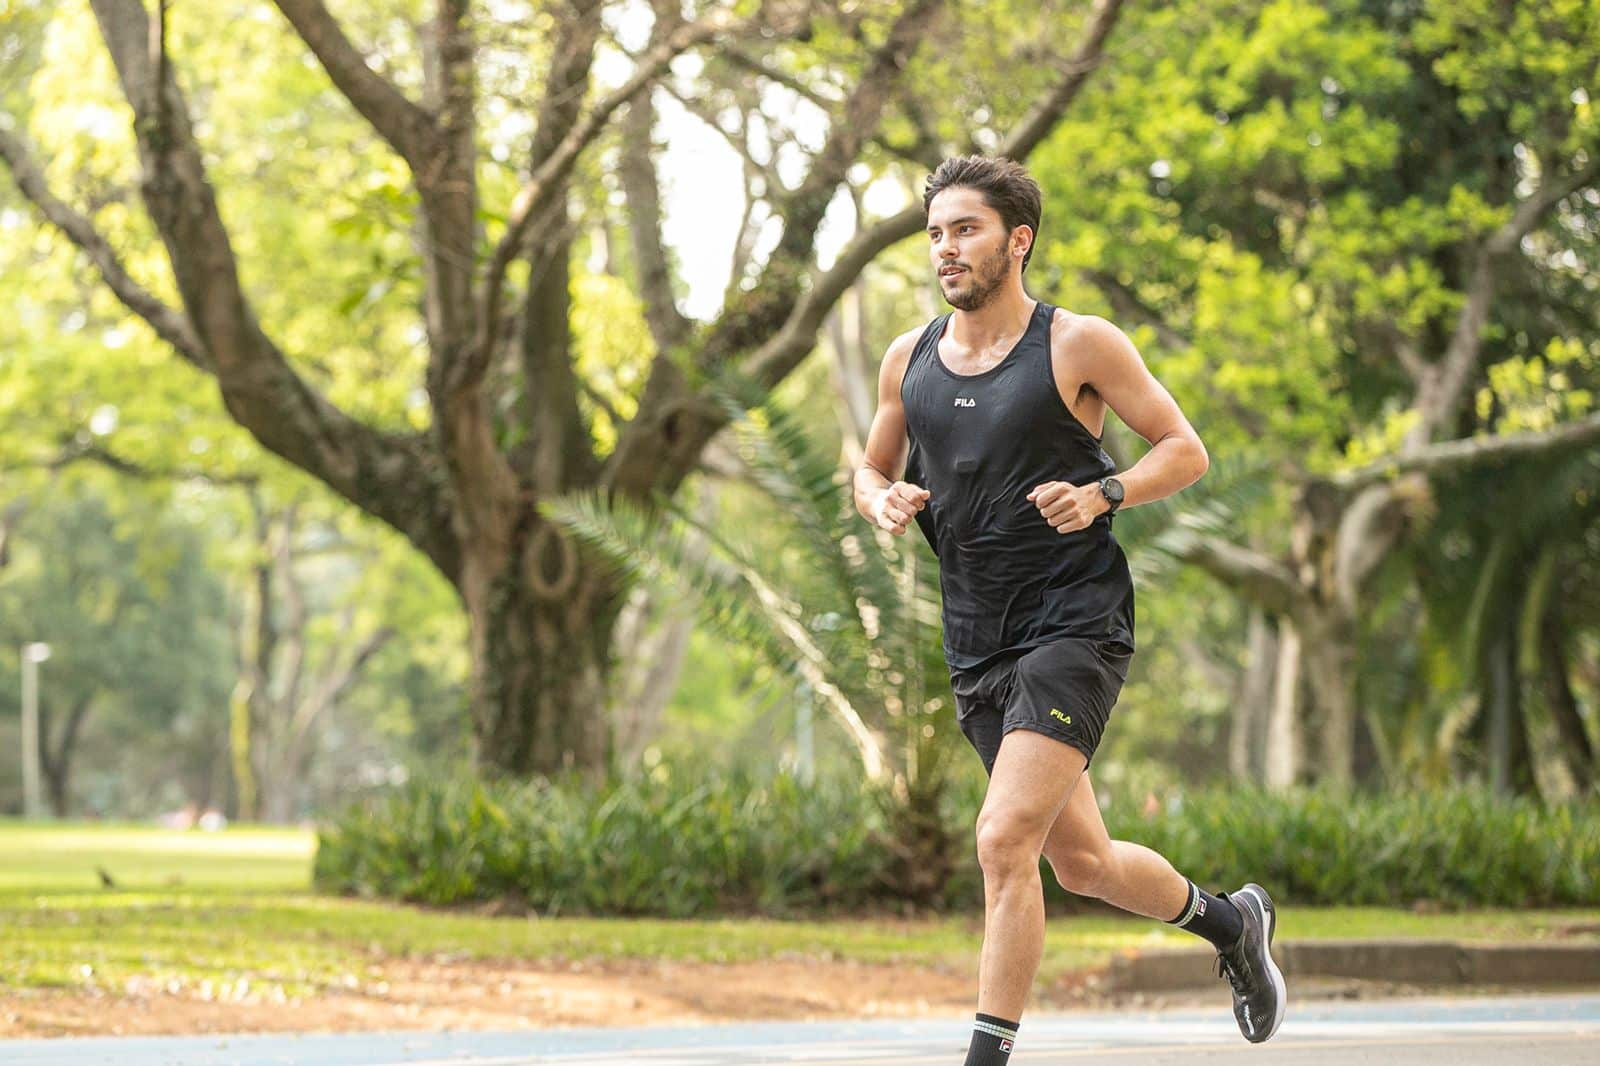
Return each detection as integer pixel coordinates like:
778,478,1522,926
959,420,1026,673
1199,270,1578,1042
922,155,1043,273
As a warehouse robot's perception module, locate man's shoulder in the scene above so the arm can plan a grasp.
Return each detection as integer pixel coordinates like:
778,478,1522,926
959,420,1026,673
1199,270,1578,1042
883,321,934,373
1048,308,1128,349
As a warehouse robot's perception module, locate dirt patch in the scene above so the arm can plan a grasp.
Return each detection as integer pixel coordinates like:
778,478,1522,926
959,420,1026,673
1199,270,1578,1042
5,955,1503,1039
0,955,985,1039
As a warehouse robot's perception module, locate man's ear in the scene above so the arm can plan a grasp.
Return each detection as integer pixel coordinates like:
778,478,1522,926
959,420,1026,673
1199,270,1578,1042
1012,225,1034,261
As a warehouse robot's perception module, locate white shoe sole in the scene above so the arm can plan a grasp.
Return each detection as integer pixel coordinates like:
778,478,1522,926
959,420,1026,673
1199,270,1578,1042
1239,884,1287,1041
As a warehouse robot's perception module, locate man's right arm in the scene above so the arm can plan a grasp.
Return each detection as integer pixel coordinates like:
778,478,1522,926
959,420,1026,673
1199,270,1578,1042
853,328,931,535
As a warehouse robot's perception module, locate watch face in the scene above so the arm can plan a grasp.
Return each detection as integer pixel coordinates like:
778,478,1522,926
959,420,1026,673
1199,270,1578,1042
1103,477,1124,503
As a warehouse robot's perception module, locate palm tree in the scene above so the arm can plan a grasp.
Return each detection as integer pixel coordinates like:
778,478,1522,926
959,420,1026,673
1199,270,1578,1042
1402,446,1600,797
547,377,963,900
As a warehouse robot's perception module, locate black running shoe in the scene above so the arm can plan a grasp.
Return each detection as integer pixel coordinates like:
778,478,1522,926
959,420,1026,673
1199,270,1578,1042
1216,882,1286,1043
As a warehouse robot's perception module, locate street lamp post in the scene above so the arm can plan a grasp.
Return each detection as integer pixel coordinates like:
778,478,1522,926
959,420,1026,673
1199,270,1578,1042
20,642,51,820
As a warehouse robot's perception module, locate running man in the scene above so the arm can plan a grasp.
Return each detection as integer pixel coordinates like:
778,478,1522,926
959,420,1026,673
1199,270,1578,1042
853,156,1285,1063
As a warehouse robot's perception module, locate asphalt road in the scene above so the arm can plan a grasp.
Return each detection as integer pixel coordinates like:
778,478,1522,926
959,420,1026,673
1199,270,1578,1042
0,993,1595,1065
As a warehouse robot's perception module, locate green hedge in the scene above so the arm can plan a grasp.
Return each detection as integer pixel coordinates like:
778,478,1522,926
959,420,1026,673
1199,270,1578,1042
314,770,1600,915
312,769,956,916
1106,787,1600,908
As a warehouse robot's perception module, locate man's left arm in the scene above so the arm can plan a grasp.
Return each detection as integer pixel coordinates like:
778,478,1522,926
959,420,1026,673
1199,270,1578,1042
1028,316,1208,534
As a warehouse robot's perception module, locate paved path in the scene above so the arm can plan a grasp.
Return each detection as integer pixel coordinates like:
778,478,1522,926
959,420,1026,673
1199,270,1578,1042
1,993,1596,1065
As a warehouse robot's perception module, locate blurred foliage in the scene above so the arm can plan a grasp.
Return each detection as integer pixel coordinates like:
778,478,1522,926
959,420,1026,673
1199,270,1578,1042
1,0,1597,814
0,468,470,819
316,766,1600,913
1115,785,1600,907
0,475,232,815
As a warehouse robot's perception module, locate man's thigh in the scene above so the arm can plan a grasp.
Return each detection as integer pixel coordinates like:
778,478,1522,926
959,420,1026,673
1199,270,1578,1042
977,729,1090,845
1040,769,1112,864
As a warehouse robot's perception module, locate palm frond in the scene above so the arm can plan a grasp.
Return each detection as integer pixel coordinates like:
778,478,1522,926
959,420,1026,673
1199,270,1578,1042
1126,453,1279,583
701,368,932,661
544,490,794,672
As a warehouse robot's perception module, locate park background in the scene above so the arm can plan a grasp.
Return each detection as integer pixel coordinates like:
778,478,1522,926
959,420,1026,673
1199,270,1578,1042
1,0,1598,1038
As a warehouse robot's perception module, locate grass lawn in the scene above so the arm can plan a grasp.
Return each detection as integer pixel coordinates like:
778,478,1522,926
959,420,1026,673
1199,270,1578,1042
3,819,1597,1002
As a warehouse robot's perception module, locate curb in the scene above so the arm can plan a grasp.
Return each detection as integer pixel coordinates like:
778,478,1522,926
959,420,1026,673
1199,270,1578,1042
1105,940,1600,991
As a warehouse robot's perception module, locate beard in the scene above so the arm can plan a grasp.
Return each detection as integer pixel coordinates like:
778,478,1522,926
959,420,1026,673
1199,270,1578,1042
940,242,1011,311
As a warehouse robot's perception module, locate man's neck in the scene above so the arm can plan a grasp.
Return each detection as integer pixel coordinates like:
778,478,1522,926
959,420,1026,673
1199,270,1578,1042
948,285,1035,351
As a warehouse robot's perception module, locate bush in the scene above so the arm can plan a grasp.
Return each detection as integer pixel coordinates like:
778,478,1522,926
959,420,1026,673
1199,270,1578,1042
314,771,1600,916
1107,787,1600,907
313,766,969,916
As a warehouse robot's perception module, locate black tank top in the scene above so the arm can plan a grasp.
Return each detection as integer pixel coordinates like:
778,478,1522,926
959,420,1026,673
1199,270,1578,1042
902,300,1136,670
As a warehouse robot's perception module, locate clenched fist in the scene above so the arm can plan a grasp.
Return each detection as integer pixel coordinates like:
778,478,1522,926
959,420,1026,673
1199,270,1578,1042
1027,480,1108,534
873,481,930,535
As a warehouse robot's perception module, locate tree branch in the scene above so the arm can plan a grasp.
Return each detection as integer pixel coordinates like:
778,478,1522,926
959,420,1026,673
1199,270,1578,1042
995,0,1125,160
1160,525,1303,617
268,0,435,169
655,76,787,207
619,96,693,353
0,125,206,368
1077,266,1270,437
516,0,603,494
275,503,310,724
741,204,922,388
1079,267,1190,351
1333,410,1600,491
719,43,843,110
83,0,461,582
760,0,943,274
415,0,478,345
723,157,767,306
473,7,751,383
0,498,26,570
1409,151,1600,449
740,0,1126,388
291,624,396,745
27,436,262,486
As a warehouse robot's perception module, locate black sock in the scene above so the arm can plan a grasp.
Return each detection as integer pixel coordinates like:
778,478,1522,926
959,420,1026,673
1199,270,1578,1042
1166,878,1244,950
964,1012,1018,1065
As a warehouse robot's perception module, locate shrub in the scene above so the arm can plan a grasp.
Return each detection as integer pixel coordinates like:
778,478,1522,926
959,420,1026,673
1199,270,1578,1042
314,770,1600,915
314,767,956,916
1107,787,1600,907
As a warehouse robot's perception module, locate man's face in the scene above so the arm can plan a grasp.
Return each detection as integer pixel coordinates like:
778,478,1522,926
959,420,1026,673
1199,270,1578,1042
926,187,1026,312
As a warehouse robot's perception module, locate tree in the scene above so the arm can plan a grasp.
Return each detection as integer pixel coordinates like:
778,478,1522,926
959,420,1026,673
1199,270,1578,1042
551,382,966,899
0,0,1128,775
227,489,397,822
0,477,232,816
1019,0,1600,785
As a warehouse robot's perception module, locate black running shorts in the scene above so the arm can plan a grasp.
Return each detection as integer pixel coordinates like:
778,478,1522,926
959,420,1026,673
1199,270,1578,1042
950,635,1133,774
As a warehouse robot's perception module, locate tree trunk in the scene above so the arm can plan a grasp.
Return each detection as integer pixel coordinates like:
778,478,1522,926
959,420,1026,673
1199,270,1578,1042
39,693,93,817
826,278,875,461
229,677,258,821
1298,608,1357,786
1484,625,1536,795
1264,619,1302,789
261,775,297,824
466,514,620,776
608,590,695,765
1231,607,1276,782
1539,606,1596,790
606,481,716,764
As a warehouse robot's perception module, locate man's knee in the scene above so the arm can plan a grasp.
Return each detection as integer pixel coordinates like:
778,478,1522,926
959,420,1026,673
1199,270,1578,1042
974,809,1045,883
1046,845,1112,898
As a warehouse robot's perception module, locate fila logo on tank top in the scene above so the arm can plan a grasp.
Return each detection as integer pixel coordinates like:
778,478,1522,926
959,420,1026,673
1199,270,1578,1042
900,300,1136,670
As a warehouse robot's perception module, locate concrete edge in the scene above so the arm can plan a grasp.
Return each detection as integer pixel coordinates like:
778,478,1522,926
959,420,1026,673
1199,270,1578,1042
1104,940,1600,991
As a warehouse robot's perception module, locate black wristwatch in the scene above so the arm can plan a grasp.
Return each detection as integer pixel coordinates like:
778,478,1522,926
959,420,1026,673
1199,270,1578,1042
1098,476,1125,514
